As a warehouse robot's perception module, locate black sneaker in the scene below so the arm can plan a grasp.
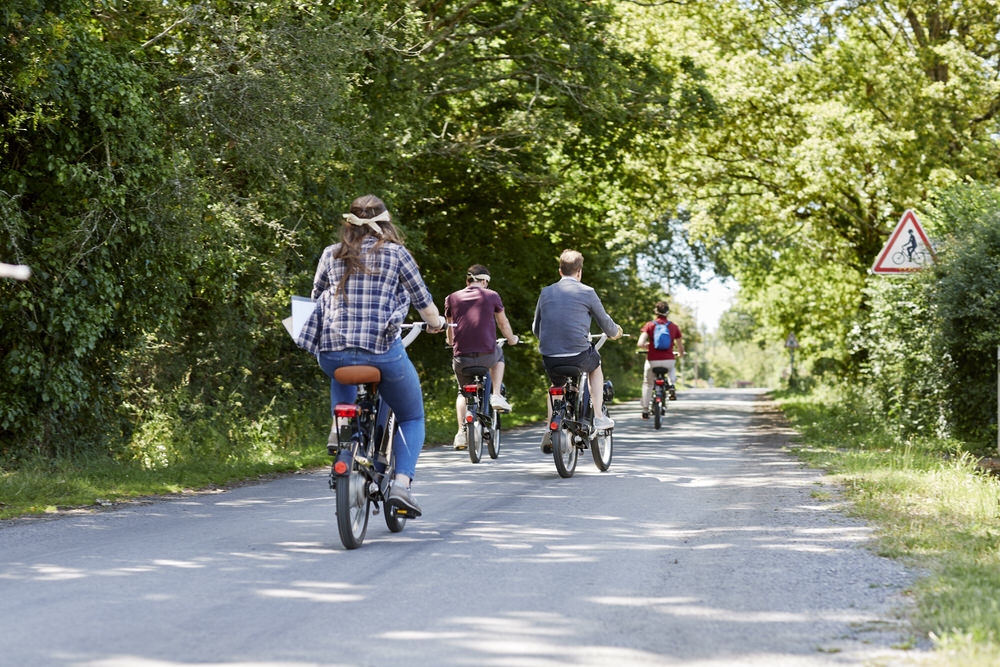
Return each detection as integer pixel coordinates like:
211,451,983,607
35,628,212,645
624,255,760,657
541,430,553,454
388,483,422,518
641,412,649,420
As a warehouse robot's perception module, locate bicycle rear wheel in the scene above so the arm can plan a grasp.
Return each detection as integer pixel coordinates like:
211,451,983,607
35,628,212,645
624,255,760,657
468,414,483,463
487,408,501,459
335,455,371,549
653,397,662,430
552,428,577,478
590,406,613,471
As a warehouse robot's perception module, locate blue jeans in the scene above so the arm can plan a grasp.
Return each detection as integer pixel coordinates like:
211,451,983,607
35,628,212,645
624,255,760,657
318,339,425,480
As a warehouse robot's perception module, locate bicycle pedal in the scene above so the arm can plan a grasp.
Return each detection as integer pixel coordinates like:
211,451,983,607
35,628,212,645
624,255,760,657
326,444,338,456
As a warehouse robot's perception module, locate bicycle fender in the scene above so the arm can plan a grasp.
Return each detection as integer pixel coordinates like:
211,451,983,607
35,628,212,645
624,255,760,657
333,448,354,474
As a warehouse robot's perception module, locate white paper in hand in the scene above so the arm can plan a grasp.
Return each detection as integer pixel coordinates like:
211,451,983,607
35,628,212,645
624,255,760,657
283,295,316,341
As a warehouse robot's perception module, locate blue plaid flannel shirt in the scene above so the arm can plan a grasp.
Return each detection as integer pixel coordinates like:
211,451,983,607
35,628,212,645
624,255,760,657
295,237,434,355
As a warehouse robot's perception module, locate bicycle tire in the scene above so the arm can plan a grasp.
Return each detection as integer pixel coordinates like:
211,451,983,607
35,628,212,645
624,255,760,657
590,405,613,471
552,428,577,478
653,397,662,430
335,456,371,549
468,415,483,464
379,414,406,533
488,410,501,459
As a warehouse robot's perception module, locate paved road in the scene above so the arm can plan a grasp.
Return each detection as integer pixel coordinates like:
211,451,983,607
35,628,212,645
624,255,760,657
1,389,924,666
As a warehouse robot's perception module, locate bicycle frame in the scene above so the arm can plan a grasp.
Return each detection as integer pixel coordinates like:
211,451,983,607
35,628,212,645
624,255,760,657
548,371,592,438
329,323,426,548
651,367,669,429
458,338,507,463
547,333,615,477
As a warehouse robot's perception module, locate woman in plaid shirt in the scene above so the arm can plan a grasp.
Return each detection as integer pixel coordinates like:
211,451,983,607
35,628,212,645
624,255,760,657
296,195,445,517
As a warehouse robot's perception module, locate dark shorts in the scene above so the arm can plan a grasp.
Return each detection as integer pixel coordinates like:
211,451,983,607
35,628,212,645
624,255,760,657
453,348,504,385
542,347,601,386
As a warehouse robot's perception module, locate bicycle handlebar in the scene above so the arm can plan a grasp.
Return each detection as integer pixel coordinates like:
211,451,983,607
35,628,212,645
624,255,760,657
588,332,629,351
495,334,525,349
401,321,455,347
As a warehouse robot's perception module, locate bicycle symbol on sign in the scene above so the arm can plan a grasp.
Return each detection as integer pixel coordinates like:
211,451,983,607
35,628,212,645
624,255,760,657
890,230,932,266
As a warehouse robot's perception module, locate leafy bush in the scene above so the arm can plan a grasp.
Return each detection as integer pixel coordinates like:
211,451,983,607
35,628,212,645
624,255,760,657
857,183,1000,452
927,184,1000,447
855,274,948,439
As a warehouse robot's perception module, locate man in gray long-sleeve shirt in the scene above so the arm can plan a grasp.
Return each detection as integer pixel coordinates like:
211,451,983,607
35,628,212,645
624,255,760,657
533,249,622,452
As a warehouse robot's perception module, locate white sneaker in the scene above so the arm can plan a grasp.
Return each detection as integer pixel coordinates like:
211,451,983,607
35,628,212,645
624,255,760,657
453,430,468,450
593,415,615,431
490,394,512,412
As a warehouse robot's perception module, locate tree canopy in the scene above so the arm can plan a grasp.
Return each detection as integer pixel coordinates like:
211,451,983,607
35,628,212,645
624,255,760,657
3,1,1000,458
640,0,1000,359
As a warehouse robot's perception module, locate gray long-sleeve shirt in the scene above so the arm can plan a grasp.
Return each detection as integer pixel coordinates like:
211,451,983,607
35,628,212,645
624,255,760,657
532,276,619,356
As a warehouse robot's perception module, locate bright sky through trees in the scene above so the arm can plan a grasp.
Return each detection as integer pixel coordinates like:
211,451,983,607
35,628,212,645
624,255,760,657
674,276,737,333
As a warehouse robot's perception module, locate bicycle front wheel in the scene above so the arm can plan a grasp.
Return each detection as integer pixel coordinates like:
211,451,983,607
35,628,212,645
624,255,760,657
488,409,501,459
552,428,577,478
590,407,613,471
335,458,371,549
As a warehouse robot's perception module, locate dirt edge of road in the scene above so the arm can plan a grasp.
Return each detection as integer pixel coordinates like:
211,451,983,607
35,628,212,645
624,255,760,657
748,394,801,451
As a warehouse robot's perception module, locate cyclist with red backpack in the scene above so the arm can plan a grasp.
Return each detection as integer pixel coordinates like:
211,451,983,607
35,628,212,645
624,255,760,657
636,301,684,419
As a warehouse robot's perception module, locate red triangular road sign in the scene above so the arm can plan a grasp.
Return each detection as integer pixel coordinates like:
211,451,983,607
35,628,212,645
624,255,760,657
872,209,936,274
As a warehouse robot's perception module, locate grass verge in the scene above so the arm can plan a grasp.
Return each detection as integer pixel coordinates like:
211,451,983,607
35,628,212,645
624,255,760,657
1,375,641,521
775,385,1000,665
0,453,329,520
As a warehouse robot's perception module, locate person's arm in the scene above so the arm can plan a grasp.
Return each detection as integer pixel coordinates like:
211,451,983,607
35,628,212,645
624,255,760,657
444,296,455,346
495,310,518,345
637,330,649,350
532,295,542,338
588,289,622,339
417,304,446,333
675,337,685,357
310,247,332,299
396,247,443,332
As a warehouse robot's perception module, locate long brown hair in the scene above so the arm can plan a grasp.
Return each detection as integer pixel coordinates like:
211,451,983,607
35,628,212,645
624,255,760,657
333,195,404,300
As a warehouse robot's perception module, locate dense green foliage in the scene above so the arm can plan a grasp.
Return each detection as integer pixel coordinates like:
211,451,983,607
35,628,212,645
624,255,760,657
1,1,712,463
930,185,1000,445
857,184,1000,450
3,1,1000,465
643,1,1000,368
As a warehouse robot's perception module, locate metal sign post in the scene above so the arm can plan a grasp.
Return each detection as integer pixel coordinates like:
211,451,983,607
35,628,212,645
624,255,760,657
785,333,799,384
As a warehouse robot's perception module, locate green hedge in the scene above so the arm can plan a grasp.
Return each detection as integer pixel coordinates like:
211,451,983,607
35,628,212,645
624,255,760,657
857,183,1000,452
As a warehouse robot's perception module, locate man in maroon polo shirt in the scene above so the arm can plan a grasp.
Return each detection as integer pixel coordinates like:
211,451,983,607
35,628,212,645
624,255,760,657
445,264,519,449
